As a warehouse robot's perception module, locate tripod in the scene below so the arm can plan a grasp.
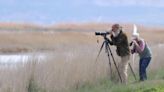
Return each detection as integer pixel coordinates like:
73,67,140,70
96,35,123,83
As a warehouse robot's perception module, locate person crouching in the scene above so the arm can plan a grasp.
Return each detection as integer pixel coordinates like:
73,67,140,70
131,32,152,81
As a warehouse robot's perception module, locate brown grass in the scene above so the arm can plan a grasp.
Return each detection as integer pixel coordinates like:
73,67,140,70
0,22,46,31
0,29,164,53
0,22,163,31
0,23,163,92
0,43,163,92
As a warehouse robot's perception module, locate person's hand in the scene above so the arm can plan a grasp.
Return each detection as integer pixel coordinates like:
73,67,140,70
105,37,113,45
105,37,110,42
132,40,137,45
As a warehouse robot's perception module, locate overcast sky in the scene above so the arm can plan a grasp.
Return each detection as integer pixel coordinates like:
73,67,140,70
0,0,164,26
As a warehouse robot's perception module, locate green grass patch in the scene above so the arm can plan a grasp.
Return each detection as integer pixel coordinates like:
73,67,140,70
70,69,164,92
70,79,164,92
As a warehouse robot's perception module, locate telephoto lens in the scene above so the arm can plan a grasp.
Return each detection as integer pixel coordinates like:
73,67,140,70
95,32,110,36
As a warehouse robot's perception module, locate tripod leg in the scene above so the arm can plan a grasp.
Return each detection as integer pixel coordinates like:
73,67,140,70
128,63,137,80
107,44,123,83
96,42,105,62
105,43,113,78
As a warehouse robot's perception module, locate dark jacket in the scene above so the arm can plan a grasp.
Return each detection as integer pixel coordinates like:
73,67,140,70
110,30,130,57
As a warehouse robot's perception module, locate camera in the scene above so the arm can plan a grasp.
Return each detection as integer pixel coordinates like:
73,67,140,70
129,42,133,46
95,32,110,36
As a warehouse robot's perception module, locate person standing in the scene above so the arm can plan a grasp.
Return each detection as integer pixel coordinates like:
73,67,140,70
108,24,130,84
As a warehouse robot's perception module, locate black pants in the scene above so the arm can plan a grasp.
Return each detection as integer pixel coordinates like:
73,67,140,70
139,57,151,81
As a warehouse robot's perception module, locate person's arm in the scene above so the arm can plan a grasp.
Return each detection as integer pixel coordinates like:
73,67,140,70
105,37,114,45
133,39,145,53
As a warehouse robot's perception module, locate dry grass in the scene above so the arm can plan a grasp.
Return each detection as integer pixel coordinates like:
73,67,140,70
0,22,163,31
0,43,164,92
0,29,164,53
0,23,163,92
0,45,113,92
0,22,46,31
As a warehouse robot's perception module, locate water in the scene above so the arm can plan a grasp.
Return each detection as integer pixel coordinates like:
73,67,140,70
0,52,47,66
0,50,78,65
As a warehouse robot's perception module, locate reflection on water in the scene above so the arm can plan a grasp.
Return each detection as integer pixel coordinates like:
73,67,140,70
0,52,47,67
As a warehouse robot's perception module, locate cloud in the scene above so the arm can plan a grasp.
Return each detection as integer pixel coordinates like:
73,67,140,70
93,0,164,7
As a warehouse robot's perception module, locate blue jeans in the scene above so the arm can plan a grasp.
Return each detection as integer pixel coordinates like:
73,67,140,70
139,57,151,81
